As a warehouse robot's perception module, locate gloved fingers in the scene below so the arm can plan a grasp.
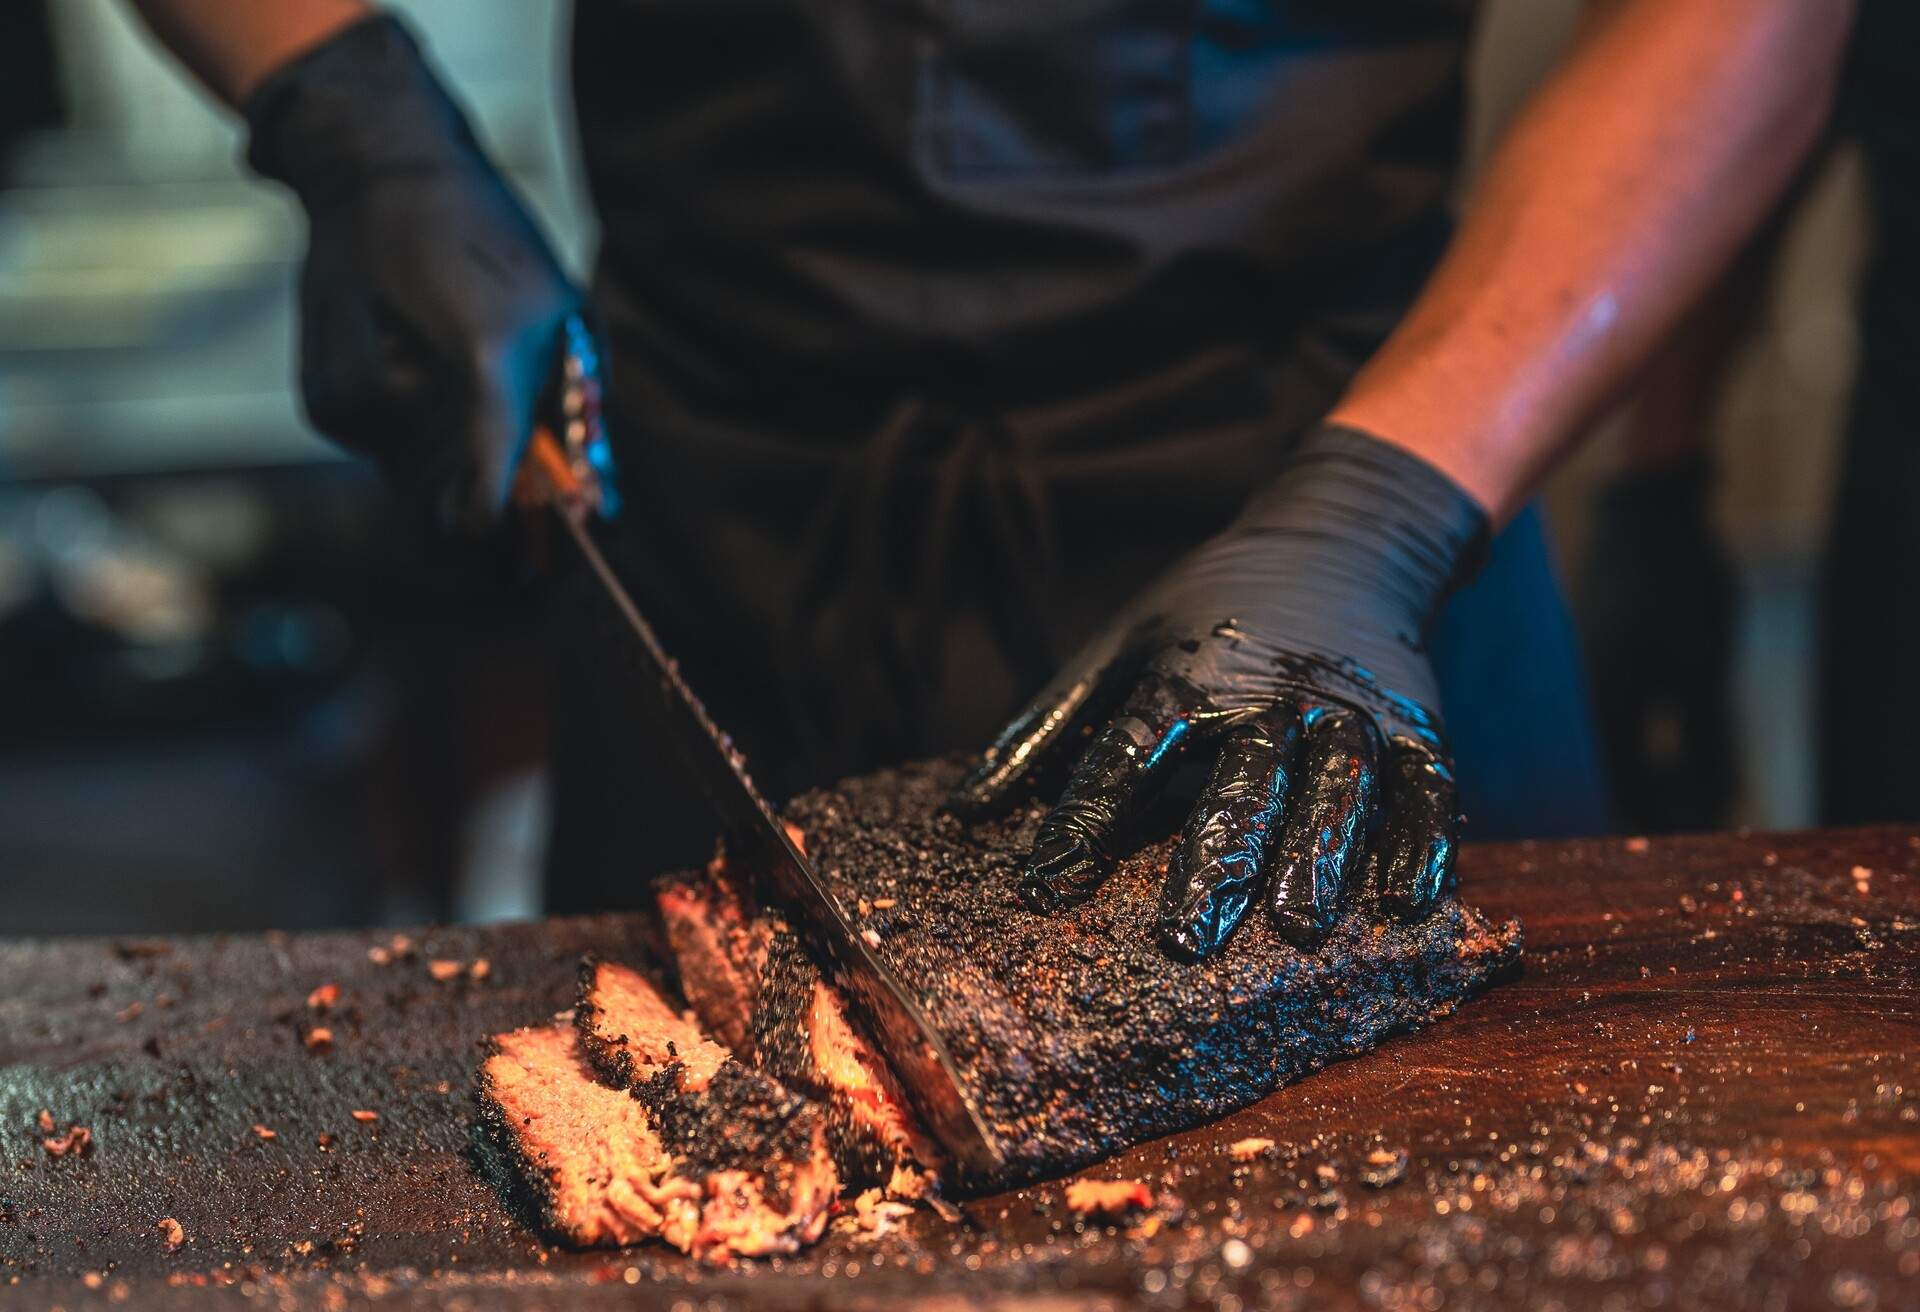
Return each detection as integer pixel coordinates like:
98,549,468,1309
1018,674,1193,914
948,627,1137,819
1156,704,1302,962
1265,706,1380,950
1370,746,1459,922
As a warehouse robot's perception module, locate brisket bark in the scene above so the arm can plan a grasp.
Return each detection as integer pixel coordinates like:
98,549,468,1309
680,757,1522,1193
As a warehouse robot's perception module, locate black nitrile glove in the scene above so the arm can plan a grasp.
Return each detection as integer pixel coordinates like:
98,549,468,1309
246,15,581,532
950,425,1489,961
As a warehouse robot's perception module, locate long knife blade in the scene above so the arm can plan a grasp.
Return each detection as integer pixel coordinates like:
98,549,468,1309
555,510,1007,1183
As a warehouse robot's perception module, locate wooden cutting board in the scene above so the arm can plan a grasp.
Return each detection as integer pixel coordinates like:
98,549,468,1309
2,826,1915,1310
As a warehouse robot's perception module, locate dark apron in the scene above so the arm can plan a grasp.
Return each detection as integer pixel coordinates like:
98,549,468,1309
1821,0,1920,823
548,0,1608,910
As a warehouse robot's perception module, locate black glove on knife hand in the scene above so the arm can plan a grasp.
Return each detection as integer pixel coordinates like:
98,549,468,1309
246,16,582,533
950,425,1489,961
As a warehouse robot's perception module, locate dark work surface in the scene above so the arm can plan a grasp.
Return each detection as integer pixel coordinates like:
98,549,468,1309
2,827,1916,1309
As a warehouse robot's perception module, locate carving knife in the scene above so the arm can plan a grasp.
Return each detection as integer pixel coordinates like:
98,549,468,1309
518,318,1007,1184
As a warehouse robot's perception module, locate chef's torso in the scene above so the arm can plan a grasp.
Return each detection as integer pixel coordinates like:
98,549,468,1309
572,0,1478,417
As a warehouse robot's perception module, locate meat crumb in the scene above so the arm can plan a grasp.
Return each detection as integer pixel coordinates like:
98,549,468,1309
35,1109,54,1134
1360,1146,1410,1188
428,960,464,982
306,982,340,1012
366,946,392,966
871,897,897,910
860,928,883,949
350,1109,379,1123
1229,1136,1276,1161
1624,836,1650,855
1065,1179,1154,1218
158,1217,185,1250
304,1026,334,1053
468,958,491,982
115,1001,144,1023
847,1187,917,1240
252,1124,277,1141
42,1124,91,1159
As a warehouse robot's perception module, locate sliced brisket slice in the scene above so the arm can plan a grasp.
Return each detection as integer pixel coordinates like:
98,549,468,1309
751,930,944,1195
476,1022,701,1252
658,856,943,1194
574,958,729,1092
568,958,840,1250
657,852,770,1056
705,756,1524,1194
479,984,837,1260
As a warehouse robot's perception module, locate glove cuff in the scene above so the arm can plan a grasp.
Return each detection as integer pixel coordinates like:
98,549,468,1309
244,14,486,203
1244,422,1491,630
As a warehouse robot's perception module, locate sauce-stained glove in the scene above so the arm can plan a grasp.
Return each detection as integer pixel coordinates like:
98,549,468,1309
950,425,1489,961
245,15,581,532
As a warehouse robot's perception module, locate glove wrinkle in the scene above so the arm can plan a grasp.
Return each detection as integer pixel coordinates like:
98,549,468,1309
1157,707,1300,961
1267,707,1377,949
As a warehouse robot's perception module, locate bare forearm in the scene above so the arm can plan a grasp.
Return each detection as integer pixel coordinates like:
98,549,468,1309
128,0,370,106
1328,0,1853,521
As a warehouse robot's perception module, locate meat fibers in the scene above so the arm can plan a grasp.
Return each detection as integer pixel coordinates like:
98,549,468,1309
475,964,836,1261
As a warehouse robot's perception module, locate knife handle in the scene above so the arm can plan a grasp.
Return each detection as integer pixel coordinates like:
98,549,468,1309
513,313,617,521
512,424,596,521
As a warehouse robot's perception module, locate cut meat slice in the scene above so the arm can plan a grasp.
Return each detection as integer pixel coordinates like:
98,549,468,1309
475,1021,700,1252
476,1011,837,1262
751,930,943,1194
632,1058,840,1246
657,851,769,1055
574,958,729,1092
658,856,943,1194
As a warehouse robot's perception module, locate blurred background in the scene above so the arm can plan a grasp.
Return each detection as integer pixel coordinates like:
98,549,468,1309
0,1,1877,934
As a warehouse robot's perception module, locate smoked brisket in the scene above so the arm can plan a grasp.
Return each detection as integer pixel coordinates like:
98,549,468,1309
674,757,1522,1193
480,755,1519,1256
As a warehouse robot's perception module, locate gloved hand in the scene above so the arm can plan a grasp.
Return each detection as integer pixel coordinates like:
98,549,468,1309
245,15,581,532
950,425,1488,961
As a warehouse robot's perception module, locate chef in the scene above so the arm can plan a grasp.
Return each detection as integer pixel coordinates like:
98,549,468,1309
132,0,1852,957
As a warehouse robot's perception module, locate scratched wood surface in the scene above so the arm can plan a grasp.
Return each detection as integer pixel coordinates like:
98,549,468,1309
2,826,1915,1310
